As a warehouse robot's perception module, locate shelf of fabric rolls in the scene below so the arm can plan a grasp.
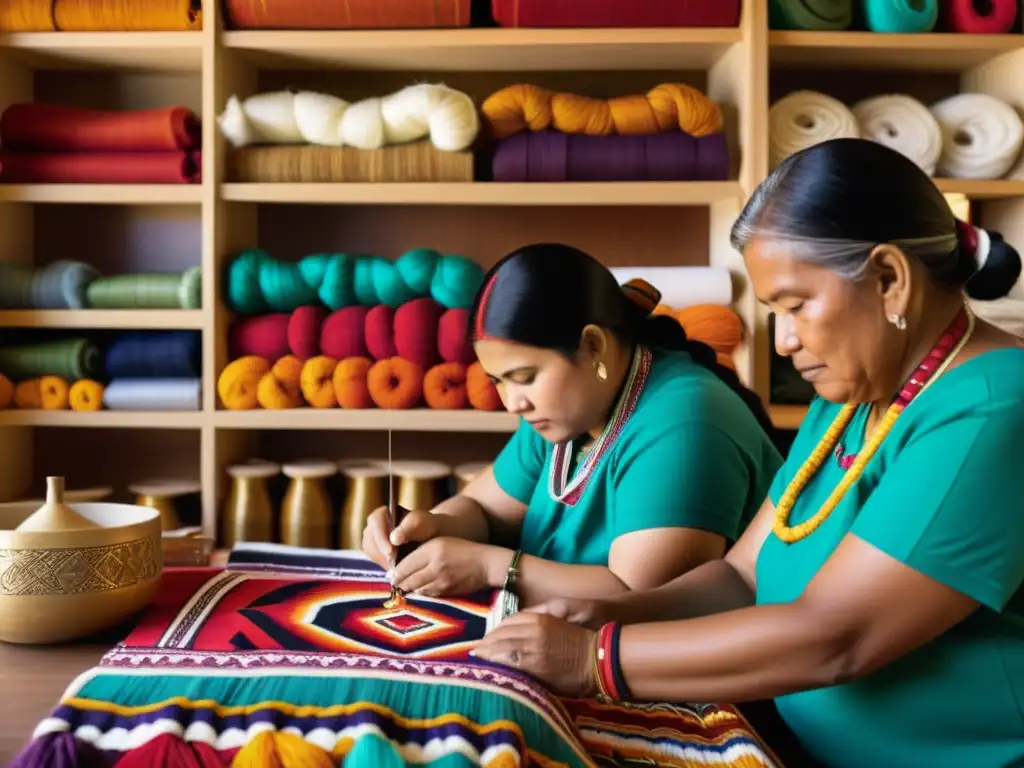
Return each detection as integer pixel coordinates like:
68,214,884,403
0,0,1020,545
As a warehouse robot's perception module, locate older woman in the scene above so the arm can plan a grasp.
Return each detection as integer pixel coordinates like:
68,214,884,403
362,243,783,605
472,139,1024,768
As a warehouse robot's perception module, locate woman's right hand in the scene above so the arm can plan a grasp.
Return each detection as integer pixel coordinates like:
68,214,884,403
361,506,442,571
524,597,616,630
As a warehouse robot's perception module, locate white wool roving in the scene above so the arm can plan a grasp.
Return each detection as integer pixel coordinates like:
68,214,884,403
768,90,860,169
852,94,942,176
216,83,480,152
930,92,1024,180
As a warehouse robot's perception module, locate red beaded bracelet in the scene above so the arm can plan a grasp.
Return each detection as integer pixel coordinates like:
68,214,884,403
594,622,630,701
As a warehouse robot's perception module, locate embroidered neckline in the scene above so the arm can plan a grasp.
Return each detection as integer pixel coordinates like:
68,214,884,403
547,346,652,507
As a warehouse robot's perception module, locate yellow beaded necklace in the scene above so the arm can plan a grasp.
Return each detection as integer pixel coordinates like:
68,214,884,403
773,306,976,544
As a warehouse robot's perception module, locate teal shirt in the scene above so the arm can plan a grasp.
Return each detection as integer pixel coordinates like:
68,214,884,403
492,349,783,565
758,348,1024,768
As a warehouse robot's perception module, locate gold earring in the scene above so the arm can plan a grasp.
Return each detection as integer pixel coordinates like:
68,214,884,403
595,362,608,381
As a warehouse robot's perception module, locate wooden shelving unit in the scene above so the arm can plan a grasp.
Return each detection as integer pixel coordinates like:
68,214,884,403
0,2,1021,541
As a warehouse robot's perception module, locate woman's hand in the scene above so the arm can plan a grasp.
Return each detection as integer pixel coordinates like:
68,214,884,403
361,506,442,571
471,612,600,698
526,597,614,630
391,538,510,597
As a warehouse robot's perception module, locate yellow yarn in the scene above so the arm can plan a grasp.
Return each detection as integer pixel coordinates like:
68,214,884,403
773,307,975,543
230,731,335,767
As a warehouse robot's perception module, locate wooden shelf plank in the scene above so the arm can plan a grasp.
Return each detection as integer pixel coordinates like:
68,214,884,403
771,404,809,431
221,182,744,206
0,185,202,205
0,32,203,71
0,411,204,428
934,179,1024,200
770,31,1024,72
224,28,741,71
0,309,204,329
214,409,518,432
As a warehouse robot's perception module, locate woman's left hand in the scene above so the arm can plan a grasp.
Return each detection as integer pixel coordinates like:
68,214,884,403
391,538,508,597
471,612,599,698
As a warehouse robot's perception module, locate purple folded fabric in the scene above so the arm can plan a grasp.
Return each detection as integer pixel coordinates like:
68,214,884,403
492,129,730,182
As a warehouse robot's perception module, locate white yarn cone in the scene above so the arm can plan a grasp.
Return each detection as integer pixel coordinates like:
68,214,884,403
769,90,860,169
852,94,942,175
930,92,1024,180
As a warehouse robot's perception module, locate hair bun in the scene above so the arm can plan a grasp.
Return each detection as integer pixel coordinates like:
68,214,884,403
962,225,1023,301
621,278,661,314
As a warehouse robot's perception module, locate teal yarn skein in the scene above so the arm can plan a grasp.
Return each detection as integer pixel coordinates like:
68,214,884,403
226,248,486,315
862,0,937,32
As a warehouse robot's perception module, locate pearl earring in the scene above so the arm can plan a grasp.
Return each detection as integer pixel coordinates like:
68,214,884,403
888,314,907,331
595,362,608,381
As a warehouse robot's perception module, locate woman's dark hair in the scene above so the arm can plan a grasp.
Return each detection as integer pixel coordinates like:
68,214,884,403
468,242,779,442
731,137,1022,300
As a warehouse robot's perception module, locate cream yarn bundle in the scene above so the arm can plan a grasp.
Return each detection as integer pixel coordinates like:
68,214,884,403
852,94,942,175
216,83,480,152
930,93,1024,180
768,90,859,169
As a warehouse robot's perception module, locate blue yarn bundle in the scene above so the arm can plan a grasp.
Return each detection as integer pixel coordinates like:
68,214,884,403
225,248,486,315
104,331,202,379
863,0,937,32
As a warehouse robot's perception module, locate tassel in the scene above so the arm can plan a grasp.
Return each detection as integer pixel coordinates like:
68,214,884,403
7,732,106,768
231,731,336,768
114,733,226,768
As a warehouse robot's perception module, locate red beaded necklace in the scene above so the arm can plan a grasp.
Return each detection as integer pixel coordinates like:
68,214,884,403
834,308,970,469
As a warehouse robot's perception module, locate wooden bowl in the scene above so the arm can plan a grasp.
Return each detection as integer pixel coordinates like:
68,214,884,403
0,501,163,644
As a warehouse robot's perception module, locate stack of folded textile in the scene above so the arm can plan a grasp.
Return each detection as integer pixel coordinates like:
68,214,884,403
481,83,730,182
0,103,202,184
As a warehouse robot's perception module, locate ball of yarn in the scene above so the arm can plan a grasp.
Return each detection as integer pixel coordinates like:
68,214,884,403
226,248,485,315
0,374,11,409
14,379,41,408
333,357,374,409
768,90,859,169
365,305,398,359
217,84,480,153
320,306,370,359
367,357,424,409
852,94,942,175
394,298,445,369
39,375,69,410
424,363,469,409
218,356,271,410
288,306,327,359
930,92,1024,180
678,305,744,354
229,313,290,359
301,356,339,408
69,379,103,411
467,362,502,411
438,308,474,364
258,355,303,409
481,83,723,140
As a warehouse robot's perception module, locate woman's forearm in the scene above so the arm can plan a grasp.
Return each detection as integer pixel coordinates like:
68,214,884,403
429,495,492,543
605,559,756,625
617,602,843,703
500,554,631,606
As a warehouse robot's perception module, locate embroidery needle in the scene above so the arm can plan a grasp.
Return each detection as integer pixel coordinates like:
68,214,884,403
383,421,405,609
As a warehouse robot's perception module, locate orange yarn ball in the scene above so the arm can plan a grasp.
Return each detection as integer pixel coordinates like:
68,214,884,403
258,355,304,409
716,351,736,372
14,378,41,409
333,357,375,409
69,379,104,411
40,375,69,410
301,356,339,408
424,363,469,410
481,82,723,140
218,356,270,410
678,305,744,354
0,373,12,409
466,362,502,411
367,357,424,409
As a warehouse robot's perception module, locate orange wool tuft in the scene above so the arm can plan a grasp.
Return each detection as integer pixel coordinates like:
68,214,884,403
466,362,502,411
258,355,304,409
367,357,424,409
301,355,340,408
678,305,744,354
39,375,70,410
69,379,104,411
13,378,42,409
424,362,469,410
333,357,375,409
218,356,271,410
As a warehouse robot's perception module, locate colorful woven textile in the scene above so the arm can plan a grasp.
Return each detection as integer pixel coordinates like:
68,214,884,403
11,546,782,767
